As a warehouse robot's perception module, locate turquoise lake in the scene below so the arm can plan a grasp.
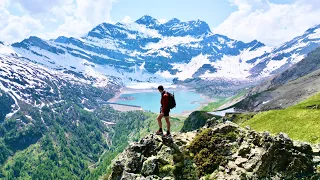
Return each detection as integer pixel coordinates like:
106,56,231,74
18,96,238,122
114,90,206,114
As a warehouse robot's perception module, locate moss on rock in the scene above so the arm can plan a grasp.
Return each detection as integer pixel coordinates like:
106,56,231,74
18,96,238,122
188,127,238,177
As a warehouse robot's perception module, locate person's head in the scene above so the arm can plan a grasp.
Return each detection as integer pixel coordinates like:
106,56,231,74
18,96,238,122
158,85,164,93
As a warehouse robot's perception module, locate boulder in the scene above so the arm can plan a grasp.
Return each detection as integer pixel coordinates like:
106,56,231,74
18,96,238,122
121,171,141,180
141,156,159,176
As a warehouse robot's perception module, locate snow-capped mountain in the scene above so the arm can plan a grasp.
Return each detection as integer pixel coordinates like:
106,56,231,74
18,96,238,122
0,42,122,119
1,15,320,121
7,15,267,83
249,24,320,76
4,15,320,84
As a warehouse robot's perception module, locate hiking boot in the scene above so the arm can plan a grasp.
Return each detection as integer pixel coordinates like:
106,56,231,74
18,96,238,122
156,130,163,135
164,132,171,137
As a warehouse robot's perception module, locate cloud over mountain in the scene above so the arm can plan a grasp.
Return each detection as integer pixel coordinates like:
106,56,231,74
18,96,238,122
214,0,320,45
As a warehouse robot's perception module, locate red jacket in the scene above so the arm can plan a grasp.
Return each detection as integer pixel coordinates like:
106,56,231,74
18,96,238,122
161,91,169,112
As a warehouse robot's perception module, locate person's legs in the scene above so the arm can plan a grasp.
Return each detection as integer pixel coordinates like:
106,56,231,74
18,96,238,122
164,116,170,133
156,113,164,135
163,109,171,135
157,113,164,129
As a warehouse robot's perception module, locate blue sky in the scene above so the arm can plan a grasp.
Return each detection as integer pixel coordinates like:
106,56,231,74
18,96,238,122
111,0,294,27
111,0,237,27
0,0,320,46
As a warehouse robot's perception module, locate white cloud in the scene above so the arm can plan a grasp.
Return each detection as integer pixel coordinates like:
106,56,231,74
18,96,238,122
0,7,44,43
2,0,320,46
0,0,115,43
41,0,116,39
12,0,65,13
0,0,9,7
158,18,167,24
214,0,320,46
121,16,133,24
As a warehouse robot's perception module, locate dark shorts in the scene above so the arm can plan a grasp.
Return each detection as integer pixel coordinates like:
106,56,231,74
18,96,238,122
160,107,170,117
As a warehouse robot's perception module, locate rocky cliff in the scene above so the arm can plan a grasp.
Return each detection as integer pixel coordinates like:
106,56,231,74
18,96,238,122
107,122,319,179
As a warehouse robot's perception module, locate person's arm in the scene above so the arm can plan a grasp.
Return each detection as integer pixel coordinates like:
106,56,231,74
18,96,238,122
162,94,169,111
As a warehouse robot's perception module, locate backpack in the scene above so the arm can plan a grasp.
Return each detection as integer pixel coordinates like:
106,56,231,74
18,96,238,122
166,92,176,109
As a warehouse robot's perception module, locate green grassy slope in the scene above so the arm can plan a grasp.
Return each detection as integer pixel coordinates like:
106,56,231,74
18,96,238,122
180,111,221,132
201,89,247,112
240,93,320,143
201,97,227,112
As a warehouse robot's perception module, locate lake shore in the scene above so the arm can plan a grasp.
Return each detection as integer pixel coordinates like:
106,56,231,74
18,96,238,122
108,84,215,116
108,85,191,102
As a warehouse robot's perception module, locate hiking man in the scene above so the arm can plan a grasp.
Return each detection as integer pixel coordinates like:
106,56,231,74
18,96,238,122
156,85,171,136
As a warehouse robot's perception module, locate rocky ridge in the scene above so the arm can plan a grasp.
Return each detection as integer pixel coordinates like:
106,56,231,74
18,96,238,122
233,47,320,112
108,122,319,179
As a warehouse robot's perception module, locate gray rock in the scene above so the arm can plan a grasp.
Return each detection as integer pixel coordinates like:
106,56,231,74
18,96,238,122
235,157,248,167
121,171,141,180
311,143,320,153
278,132,291,141
205,117,217,128
293,141,313,154
211,122,239,134
156,146,174,165
243,147,265,172
238,143,251,158
141,156,158,176
109,122,317,180
140,175,161,180
162,177,175,180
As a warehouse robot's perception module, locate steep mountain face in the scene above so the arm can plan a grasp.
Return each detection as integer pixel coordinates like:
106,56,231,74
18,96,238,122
5,16,319,91
0,54,122,123
234,47,320,112
9,15,320,85
10,17,268,82
1,55,120,106
108,122,318,179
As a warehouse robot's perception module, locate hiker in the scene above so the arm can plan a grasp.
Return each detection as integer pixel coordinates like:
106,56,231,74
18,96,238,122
156,85,171,136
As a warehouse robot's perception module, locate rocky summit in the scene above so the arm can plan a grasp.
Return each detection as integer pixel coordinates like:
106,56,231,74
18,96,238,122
108,122,319,180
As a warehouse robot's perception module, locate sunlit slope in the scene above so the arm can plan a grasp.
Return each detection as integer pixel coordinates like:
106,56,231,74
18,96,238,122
240,92,320,143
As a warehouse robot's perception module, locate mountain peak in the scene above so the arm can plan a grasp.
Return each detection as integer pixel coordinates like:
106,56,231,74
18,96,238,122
135,15,159,26
55,36,69,43
305,24,320,34
189,19,209,27
166,18,181,24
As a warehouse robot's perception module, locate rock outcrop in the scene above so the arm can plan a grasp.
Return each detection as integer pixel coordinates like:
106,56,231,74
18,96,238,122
108,122,319,180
